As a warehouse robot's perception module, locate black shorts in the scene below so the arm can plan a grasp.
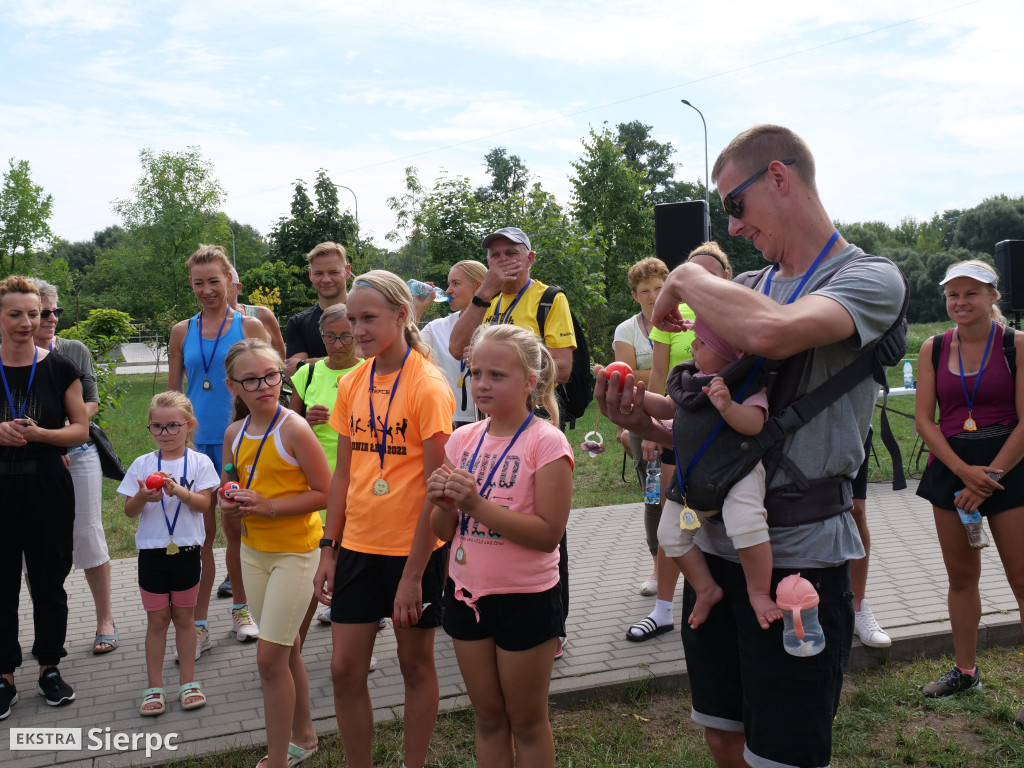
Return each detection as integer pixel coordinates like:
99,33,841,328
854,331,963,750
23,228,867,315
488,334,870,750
138,546,202,595
917,424,1024,516
442,580,563,651
331,545,446,627
852,427,873,500
682,554,853,768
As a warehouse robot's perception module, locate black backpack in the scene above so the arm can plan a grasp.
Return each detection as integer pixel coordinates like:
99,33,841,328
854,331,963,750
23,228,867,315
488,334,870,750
536,285,594,429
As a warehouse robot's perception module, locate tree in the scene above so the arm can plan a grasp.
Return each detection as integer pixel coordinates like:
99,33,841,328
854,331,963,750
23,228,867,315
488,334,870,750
953,195,1024,254
475,148,529,206
615,121,683,206
100,146,225,329
0,158,54,275
269,169,358,272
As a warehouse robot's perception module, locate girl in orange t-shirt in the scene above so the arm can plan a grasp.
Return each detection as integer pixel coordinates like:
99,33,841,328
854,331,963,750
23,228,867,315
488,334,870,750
314,270,454,768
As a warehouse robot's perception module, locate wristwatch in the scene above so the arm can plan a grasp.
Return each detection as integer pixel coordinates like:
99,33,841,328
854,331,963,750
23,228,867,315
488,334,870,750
295,359,307,370
318,538,339,550
471,294,492,308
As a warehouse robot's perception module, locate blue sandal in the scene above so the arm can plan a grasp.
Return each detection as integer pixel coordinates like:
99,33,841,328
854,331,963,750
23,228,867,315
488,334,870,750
92,626,118,655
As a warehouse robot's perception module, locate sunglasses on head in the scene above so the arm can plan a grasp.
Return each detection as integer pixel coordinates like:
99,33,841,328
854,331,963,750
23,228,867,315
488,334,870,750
722,159,795,219
41,307,64,319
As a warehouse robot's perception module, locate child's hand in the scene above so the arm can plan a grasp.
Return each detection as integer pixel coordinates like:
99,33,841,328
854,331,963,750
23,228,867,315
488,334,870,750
426,465,456,512
134,477,164,503
703,377,733,414
226,488,273,518
442,468,481,511
218,486,245,515
305,404,331,427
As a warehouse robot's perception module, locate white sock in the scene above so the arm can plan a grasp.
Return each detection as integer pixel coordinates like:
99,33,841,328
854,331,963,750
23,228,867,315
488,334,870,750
650,599,673,627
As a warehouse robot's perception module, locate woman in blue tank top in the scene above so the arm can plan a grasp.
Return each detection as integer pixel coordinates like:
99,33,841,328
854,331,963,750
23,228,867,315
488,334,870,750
168,245,269,656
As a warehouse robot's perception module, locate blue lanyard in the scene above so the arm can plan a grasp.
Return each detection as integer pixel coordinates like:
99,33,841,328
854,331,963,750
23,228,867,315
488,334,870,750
459,413,534,535
158,449,188,538
234,405,282,489
0,347,39,421
369,347,412,474
956,321,996,418
197,309,232,384
639,313,654,350
491,280,532,325
675,230,840,501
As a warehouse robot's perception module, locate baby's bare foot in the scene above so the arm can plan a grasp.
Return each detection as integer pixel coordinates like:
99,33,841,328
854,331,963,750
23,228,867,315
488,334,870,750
750,595,783,629
688,584,724,629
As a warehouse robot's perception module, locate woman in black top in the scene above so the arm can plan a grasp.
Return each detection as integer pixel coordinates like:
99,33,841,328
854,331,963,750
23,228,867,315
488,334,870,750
0,276,89,718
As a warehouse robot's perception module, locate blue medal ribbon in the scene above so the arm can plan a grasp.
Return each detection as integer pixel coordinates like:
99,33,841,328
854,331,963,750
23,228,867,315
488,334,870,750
458,413,534,536
157,448,188,540
369,347,412,477
234,405,283,489
198,309,232,385
956,321,996,430
490,280,532,325
0,346,38,421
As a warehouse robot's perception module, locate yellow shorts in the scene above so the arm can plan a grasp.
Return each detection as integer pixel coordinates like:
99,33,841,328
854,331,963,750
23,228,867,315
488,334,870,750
240,544,317,646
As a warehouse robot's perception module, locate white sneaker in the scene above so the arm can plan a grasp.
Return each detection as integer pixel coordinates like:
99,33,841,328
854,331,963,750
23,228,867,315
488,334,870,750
369,656,378,673
639,578,658,597
316,607,332,625
175,625,211,661
232,606,259,642
854,598,891,647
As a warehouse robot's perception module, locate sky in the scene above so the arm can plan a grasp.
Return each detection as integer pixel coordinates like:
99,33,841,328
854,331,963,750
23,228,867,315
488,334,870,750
1,0,1022,252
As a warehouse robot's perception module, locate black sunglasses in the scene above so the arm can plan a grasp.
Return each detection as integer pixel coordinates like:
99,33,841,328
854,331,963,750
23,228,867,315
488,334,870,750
722,159,795,219
41,307,64,319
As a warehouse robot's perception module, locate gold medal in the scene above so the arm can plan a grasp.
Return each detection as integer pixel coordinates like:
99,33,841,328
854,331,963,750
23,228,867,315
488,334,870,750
964,417,977,432
679,504,701,531
455,546,466,564
373,478,390,495
166,539,180,555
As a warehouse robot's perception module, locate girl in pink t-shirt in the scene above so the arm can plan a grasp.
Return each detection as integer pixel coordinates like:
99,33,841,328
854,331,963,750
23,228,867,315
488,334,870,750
429,323,573,768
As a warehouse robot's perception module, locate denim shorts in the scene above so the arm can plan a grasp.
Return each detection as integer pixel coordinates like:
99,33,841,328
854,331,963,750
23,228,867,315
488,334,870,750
682,554,853,768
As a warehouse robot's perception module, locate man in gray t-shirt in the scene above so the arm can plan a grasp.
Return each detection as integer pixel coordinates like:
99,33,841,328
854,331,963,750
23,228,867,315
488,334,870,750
597,125,904,768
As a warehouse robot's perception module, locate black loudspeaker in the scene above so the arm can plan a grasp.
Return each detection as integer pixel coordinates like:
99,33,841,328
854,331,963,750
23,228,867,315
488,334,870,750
994,240,1024,313
655,200,709,271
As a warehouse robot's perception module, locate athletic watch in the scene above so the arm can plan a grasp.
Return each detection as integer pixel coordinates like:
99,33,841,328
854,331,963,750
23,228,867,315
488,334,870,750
471,294,492,308
318,538,339,550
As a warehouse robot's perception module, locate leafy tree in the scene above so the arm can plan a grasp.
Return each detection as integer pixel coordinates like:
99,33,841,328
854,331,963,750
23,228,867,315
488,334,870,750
59,308,136,420
475,148,529,206
0,158,54,275
953,195,1024,254
269,169,358,272
241,260,313,323
615,121,683,206
105,146,225,328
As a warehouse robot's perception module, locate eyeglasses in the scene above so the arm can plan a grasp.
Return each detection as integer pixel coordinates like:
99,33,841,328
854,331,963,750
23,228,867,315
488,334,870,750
148,422,184,436
41,307,64,319
231,370,285,392
722,159,795,219
321,332,355,346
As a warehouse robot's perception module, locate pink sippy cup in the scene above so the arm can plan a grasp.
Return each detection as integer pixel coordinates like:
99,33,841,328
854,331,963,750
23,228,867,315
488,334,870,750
776,573,826,657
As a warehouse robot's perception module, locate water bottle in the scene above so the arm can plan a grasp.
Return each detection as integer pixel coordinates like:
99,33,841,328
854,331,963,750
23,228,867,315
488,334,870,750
776,574,827,657
954,490,990,549
903,359,914,389
407,279,450,303
644,459,661,507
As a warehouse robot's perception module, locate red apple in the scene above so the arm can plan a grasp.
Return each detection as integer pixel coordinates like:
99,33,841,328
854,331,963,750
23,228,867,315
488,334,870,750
603,361,633,393
145,473,164,491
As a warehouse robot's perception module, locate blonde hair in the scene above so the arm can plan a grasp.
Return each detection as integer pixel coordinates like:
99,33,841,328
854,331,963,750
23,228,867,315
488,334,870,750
712,124,818,196
467,324,559,426
307,241,348,266
148,391,197,449
0,275,40,309
687,241,732,279
451,260,487,285
627,258,670,292
186,244,232,276
943,259,1006,324
223,338,286,421
349,270,431,358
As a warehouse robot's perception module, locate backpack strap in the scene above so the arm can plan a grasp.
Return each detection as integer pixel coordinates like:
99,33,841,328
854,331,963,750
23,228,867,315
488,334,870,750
536,285,561,340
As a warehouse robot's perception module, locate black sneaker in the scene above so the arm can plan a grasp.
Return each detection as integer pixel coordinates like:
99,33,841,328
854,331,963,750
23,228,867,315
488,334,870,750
0,679,17,720
922,665,980,698
37,669,75,707
217,576,232,598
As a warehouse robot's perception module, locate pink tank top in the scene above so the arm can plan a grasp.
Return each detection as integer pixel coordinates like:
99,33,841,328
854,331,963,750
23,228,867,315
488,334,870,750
935,326,1017,439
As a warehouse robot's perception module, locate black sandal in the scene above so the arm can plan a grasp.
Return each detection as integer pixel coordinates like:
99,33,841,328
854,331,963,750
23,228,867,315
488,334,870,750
625,616,674,642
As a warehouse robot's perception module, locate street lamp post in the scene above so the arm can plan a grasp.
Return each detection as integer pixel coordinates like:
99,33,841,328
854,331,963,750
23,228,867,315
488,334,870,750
335,184,360,261
681,99,710,241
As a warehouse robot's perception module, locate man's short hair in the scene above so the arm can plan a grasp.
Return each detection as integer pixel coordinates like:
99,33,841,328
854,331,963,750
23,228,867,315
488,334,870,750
306,241,348,265
482,227,531,252
712,124,817,195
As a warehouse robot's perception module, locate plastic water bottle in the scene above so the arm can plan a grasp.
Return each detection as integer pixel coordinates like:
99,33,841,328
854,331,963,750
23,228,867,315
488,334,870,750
954,490,990,549
903,359,914,389
644,460,661,507
407,279,450,302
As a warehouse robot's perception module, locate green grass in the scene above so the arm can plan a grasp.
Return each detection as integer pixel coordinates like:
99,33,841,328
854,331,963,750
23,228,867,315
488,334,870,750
160,646,1024,767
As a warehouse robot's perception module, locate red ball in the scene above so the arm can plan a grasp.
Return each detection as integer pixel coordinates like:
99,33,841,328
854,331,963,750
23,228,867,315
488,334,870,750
220,480,241,501
145,473,164,491
603,361,633,393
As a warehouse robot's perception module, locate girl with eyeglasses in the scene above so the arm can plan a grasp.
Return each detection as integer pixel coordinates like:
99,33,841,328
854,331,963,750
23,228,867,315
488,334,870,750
167,244,269,657
287,303,363,635
119,392,219,716
220,338,332,768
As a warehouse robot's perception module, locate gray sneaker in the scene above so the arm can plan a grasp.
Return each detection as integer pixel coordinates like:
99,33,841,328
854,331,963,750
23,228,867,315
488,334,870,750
922,665,980,698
